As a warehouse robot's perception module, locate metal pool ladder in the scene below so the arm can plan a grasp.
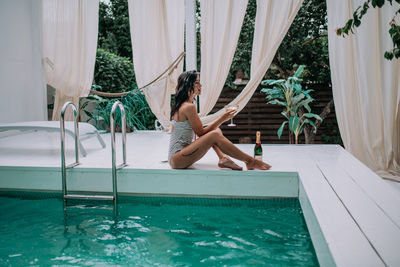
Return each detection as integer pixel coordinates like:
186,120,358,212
60,101,128,210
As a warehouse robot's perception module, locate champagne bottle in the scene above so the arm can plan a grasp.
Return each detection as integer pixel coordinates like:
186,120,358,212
254,131,263,160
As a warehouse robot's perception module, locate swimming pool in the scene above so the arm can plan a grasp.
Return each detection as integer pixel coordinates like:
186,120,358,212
2,141,397,266
0,195,318,266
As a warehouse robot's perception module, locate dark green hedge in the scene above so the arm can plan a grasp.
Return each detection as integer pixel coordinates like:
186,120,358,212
93,49,136,93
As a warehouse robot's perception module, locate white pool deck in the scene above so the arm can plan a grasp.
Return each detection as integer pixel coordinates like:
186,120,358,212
0,130,400,266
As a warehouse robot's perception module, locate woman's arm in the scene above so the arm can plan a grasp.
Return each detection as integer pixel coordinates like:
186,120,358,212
184,103,235,136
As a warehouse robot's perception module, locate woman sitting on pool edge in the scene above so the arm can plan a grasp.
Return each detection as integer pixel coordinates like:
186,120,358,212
168,70,271,170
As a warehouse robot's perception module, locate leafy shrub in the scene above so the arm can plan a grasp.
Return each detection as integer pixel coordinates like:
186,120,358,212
321,118,343,145
81,88,156,131
94,49,136,93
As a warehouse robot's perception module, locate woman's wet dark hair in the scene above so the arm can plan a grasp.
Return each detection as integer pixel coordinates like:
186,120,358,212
170,70,199,120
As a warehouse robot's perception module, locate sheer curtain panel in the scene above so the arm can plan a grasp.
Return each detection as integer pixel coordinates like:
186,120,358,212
327,0,400,181
201,0,303,125
128,0,184,131
198,0,248,117
42,0,99,120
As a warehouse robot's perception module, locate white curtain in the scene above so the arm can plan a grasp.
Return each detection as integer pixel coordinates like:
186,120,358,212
327,0,400,181
0,0,47,122
199,0,248,117
201,0,303,125
128,0,184,131
42,0,99,121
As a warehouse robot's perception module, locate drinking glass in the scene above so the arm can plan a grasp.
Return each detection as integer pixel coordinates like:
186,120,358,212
224,104,239,127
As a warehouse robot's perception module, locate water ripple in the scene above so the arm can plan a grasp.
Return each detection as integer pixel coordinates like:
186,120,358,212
0,196,319,266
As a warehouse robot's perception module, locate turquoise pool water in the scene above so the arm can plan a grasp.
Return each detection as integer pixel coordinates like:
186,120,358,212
0,195,318,266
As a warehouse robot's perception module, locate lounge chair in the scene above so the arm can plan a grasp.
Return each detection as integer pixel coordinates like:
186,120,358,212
0,121,106,157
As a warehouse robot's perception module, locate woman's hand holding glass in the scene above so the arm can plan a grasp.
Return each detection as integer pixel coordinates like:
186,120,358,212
224,104,239,126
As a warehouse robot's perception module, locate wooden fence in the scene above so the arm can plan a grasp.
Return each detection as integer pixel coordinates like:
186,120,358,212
210,84,339,144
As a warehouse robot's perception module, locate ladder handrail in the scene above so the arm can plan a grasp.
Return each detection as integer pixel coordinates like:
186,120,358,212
60,102,80,197
60,101,126,216
110,101,128,206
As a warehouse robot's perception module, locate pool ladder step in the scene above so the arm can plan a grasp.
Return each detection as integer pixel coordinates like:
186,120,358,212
64,194,114,201
60,101,128,209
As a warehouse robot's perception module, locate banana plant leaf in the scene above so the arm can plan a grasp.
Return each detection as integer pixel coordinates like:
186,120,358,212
261,79,286,86
302,89,314,98
289,116,300,132
293,98,313,113
277,121,288,139
302,113,323,121
268,99,288,107
303,118,318,133
291,93,306,106
294,65,305,77
292,83,303,93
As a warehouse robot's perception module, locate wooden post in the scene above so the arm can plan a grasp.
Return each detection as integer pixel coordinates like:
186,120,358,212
185,0,197,72
185,0,199,112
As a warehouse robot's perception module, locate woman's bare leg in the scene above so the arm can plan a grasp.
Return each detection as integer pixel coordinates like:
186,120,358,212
208,129,271,170
170,130,222,169
212,145,224,159
212,133,242,170
170,129,271,170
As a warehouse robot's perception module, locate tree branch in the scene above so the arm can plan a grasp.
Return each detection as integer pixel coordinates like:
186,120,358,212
315,99,334,129
301,34,327,46
303,98,334,144
271,62,288,79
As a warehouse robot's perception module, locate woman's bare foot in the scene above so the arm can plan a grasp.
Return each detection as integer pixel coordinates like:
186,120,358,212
245,158,271,170
218,156,243,171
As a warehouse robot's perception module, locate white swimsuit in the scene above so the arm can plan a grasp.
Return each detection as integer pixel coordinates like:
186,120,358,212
168,120,193,163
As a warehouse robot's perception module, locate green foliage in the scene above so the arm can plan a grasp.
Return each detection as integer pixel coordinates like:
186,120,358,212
81,88,156,131
321,118,344,145
225,0,257,88
121,92,156,130
98,0,132,59
223,0,330,88
95,1,157,131
267,0,330,83
261,65,323,144
98,0,330,88
94,49,136,93
336,0,400,60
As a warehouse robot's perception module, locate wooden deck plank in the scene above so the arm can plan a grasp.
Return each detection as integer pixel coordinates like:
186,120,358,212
298,163,384,267
337,150,400,227
318,161,400,266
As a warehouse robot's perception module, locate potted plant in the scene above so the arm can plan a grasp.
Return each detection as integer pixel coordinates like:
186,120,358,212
261,65,322,144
